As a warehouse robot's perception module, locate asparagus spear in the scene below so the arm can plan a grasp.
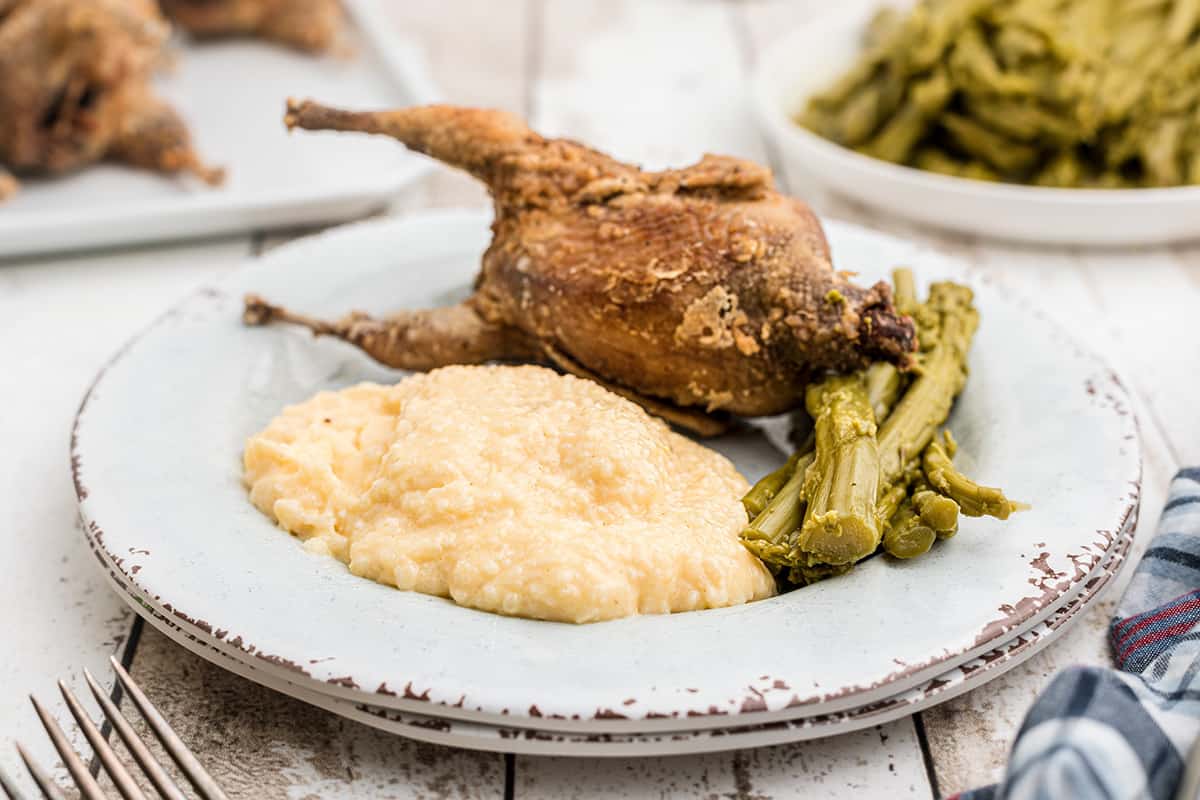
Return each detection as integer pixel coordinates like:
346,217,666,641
865,362,904,422
743,451,804,518
883,499,937,559
912,480,961,537
891,267,919,314
876,481,909,531
742,361,901,521
922,432,1026,519
740,452,814,564
743,274,989,579
789,562,853,587
794,374,882,566
877,282,978,488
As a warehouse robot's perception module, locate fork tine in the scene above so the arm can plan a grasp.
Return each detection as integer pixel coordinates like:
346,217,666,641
25,697,104,799
83,670,187,800
13,744,65,800
58,681,147,800
0,761,30,800
108,657,229,800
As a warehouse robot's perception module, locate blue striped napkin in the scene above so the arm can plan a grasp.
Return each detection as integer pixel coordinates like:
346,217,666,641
956,467,1200,800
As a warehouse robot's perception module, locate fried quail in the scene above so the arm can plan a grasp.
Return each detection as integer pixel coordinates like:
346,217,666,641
244,102,916,435
159,0,343,53
0,0,221,199
0,169,17,201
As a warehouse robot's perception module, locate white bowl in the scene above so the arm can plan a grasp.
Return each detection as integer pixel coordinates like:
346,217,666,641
751,4,1200,246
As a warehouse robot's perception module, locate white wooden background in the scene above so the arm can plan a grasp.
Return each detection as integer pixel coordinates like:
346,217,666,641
2,1,1196,797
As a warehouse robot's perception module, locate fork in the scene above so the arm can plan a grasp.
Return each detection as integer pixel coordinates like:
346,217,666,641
0,655,228,800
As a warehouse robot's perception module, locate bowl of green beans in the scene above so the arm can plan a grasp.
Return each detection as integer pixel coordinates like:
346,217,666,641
752,0,1200,246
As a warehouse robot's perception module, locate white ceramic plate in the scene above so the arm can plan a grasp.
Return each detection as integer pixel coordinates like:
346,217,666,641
752,3,1200,246
0,0,435,259
71,209,1140,735
89,523,1133,756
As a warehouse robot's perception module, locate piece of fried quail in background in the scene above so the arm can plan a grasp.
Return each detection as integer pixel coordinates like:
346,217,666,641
159,0,343,53
109,91,226,185
0,0,221,200
0,168,18,201
245,103,916,435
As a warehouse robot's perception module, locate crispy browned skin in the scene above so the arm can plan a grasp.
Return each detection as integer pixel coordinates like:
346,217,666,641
245,102,916,431
0,168,17,201
159,0,343,53
108,91,225,184
0,0,221,197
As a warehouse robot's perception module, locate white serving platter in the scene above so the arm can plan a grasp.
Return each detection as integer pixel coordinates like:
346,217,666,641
71,209,1140,735
752,3,1200,246
0,0,435,259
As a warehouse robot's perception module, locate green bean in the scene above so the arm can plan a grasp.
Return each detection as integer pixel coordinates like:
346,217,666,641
865,7,903,50
834,78,887,145
861,68,952,163
947,23,1036,96
940,113,1040,174
1141,116,1187,186
965,97,1079,145
1034,151,1083,187
993,24,1048,67
796,0,1200,188
1168,0,1200,43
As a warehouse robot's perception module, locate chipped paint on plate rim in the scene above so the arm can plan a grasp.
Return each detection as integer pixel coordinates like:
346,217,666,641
71,209,1141,734
86,516,1134,755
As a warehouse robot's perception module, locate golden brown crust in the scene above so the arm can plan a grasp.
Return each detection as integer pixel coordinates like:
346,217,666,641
0,0,221,185
0,168,17,201
243,294,541,370
108,90,225,184
161,0,343,53
255,102,917,423
475,141,911,415
540,344,733,437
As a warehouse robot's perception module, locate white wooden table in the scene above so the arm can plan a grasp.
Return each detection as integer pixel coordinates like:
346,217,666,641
2,2,1196,797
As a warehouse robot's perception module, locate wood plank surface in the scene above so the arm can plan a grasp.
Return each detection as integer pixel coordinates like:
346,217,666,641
516,725,930,800
114,625,506,799
0,237,254,795
2,1,1196,798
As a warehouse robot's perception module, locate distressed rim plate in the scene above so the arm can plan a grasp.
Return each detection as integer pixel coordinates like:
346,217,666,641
89,519,1134,755
752,5,1200,246
72,209,1141,734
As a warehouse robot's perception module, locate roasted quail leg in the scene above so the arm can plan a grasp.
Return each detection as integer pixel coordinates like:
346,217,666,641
108,91,224,184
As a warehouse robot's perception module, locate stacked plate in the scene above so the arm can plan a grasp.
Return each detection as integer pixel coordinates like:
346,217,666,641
71,210,1141,756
